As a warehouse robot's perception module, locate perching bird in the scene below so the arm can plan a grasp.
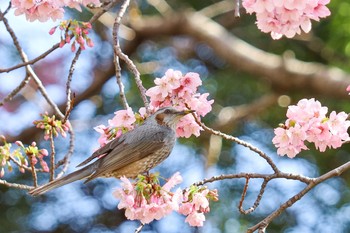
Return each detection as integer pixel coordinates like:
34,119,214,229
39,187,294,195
29,107,194,196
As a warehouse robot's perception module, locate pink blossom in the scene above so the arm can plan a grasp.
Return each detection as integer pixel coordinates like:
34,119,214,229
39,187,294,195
146,69,213,138
327,111,350,136
108,108,136,129
164,69,182,89
178,202,194,215
179,186,218,227
11,0,102,22
185,212,206,227
193,190,210,211
146,86,168,103
94,124,110,146
176,115,202,138
273,98,350,157
181,72,202,93
242,0,331,39
162,172,183,191
286,98,327,123
188,93,214,117
114,173,183,224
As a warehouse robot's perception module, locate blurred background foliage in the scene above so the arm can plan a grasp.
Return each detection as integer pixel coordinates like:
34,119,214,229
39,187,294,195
1,0,350,232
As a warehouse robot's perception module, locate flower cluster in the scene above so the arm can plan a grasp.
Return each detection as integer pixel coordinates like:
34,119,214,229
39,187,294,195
33,113,70,141
146,69,214,137
95,108,137,146
16,141,49,172
242,0,331,39
95,69,213,146
179,185,219,227
273,98,350,158
50,20,94,51
0,136,28,177
11,0,101,22
114,172,218,227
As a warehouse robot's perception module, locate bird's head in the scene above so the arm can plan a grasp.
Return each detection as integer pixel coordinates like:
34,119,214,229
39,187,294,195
151,107,195,129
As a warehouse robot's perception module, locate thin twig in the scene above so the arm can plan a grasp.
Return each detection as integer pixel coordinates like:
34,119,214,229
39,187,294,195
29,155,38,187
112,0,130,109
240,178,269,215
55,126,75,179
238,177,250,213
134,223,144,233
49,131,56,181
64,48,82,123
2,13,64,119
116,49,149,111
8,155,44,173
0,44,60,73
194,172,312,187
0,179,33,190
0,2,12,21
89,0,122,24
0,75,31,106
247,161,350,232
192,113,279,173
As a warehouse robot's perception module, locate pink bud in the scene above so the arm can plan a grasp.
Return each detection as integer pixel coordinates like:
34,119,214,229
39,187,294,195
49,26,57,35
15,141,24,147
44,134,50,141
86,38,94,47
80,43,86,50
40,149,49,157
71,42,76,52
40,160,49,173
0,168,4,178
77,36,84,45
75,27,81,34
31,156,38,165
59,39,65,48
31,142,36,147
83,22,92,29
1,158,6,166
65,35,71,43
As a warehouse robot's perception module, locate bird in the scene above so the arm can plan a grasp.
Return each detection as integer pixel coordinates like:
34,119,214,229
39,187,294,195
29,107,194,196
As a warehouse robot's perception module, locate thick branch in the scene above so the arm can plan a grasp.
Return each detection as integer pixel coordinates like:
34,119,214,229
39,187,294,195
130,13,350,99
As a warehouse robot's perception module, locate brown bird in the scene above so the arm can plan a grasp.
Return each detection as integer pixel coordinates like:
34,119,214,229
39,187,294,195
29,107,194,196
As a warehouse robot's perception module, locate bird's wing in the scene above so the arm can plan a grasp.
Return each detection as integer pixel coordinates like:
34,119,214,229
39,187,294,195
76,135,125,167
86,129,172,181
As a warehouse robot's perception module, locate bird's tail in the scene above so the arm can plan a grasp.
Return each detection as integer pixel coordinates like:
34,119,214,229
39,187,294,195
29,164,94,196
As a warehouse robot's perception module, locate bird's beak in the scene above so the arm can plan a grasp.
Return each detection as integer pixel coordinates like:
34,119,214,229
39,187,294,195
178,109,195,115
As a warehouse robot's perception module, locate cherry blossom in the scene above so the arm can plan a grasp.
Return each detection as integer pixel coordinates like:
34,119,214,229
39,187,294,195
33,113,70,140
114,173,183,224
179,186,219,227
11,0,101,22
108,108,136,129
114,172,218,227
242,0,331,39
146,69,214,138
273,98,350,158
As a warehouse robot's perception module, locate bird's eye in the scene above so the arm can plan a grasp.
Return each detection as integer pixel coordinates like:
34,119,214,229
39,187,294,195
164,109,171,114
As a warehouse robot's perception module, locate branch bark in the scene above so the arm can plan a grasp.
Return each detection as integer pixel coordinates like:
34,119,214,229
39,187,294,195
130,13,350,99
